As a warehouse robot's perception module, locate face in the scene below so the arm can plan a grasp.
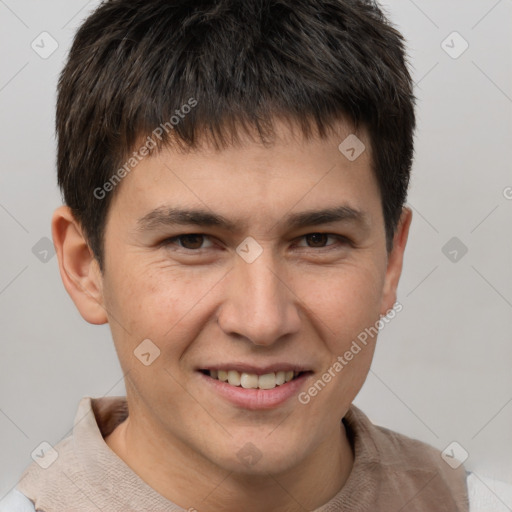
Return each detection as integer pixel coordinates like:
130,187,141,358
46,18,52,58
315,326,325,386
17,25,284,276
57,119,411,476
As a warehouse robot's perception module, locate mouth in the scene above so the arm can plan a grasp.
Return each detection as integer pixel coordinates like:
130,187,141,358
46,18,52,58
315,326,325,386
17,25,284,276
199,369,307,390
197,364,314,409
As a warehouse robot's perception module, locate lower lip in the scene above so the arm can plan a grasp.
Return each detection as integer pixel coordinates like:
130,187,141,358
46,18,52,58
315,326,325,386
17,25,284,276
199,372,312,410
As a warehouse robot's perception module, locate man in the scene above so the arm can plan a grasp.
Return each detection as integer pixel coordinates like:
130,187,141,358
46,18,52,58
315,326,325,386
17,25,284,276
2,0,507,510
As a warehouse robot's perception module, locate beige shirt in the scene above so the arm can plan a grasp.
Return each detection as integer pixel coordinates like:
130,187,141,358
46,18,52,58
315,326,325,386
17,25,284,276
17,396,469,511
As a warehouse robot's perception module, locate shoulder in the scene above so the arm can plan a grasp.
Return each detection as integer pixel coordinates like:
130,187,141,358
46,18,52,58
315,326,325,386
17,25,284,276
345,406,469,510
0,488,36,512
467,472,512,512
347,406,462,471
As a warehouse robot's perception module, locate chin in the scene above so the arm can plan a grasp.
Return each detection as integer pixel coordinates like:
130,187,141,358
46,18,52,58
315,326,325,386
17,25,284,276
204,435,309,476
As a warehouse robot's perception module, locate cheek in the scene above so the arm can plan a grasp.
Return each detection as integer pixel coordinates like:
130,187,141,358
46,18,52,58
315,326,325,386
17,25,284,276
295,264,384,418
104,261,227,353
104,247,386,369
295,260,385,350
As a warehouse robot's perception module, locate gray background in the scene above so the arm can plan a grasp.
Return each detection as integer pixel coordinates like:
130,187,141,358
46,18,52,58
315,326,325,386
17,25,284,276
1,0,511,498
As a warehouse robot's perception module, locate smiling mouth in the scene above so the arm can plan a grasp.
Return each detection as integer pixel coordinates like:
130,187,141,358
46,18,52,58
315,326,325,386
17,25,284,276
200,369,309,390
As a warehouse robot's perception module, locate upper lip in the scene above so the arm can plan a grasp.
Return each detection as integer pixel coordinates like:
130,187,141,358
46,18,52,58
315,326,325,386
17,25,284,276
199,363,312,375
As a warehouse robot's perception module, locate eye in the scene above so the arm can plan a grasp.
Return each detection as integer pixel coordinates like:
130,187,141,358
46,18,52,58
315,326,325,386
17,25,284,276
160,232,350,253
161,234,214,250
295,233,350,249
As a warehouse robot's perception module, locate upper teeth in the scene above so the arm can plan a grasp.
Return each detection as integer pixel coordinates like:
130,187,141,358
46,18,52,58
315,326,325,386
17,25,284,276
209,370,297,389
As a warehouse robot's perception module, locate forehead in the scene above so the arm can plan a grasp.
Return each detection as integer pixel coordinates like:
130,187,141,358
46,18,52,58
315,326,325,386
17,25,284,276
106,119,381,233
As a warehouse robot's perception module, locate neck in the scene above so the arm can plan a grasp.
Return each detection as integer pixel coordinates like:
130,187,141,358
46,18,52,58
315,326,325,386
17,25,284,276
105,409,354,512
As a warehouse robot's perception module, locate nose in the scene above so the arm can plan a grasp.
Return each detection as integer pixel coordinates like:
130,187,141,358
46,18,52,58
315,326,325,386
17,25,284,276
217,248,301,346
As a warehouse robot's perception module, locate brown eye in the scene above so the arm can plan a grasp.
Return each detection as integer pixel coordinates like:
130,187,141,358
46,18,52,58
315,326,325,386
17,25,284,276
178,234,205,249
305,233,329,247
295,233,350,251
160,233,216,252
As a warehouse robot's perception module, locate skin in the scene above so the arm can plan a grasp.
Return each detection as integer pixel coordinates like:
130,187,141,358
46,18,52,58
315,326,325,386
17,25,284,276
52,118,412,512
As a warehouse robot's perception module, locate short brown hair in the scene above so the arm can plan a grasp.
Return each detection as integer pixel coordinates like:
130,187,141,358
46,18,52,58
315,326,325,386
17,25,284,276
57,0,416,271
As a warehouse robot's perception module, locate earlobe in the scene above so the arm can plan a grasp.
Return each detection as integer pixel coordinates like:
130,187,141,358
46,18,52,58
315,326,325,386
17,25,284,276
380,206,413,316
51,205,108,325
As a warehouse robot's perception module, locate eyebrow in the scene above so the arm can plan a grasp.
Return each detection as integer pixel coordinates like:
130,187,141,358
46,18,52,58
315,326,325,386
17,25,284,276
136,205,370,234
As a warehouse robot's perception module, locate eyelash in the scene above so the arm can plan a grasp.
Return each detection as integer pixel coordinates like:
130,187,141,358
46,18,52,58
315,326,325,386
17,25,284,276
160,233,351,252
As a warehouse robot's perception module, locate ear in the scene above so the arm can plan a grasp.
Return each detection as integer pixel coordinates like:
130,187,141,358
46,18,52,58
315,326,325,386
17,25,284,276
380,206,413,316
51,205,108,325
